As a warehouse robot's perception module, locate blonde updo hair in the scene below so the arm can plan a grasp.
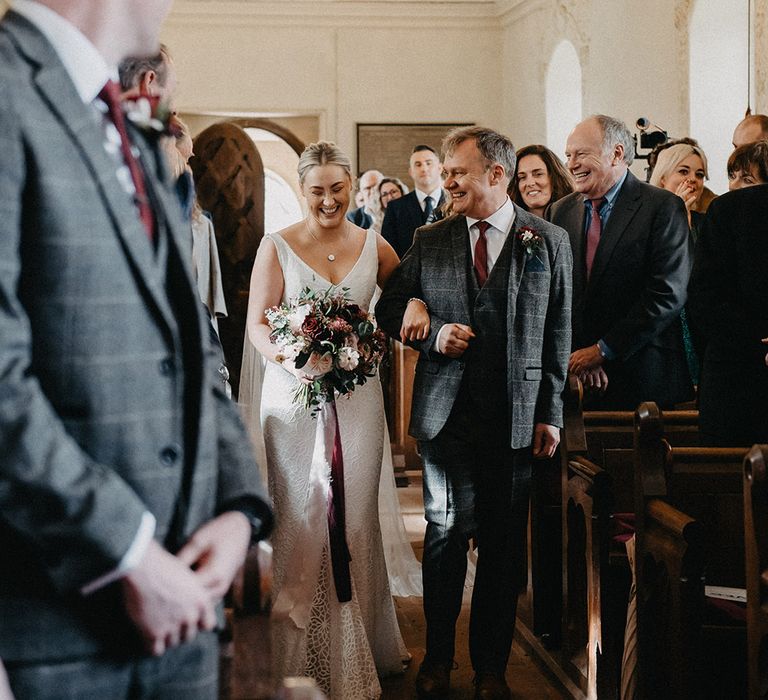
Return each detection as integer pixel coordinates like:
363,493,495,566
649,143,709,189
297,141,352,185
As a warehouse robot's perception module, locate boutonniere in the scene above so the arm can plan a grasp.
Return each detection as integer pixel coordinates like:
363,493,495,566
517,226,544,257
124,95,173,137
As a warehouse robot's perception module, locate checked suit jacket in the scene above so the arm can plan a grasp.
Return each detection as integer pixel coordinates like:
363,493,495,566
381,190,446,259
375,207,572,449
0,11,268,663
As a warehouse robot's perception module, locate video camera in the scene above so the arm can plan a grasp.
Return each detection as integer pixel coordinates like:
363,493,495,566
633,117,669,160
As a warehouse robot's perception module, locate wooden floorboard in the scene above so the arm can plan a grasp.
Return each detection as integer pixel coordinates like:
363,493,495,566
381,474,569,699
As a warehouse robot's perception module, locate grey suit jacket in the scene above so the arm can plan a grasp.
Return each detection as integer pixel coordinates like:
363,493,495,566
0,12,267,662
549,171,693,408
376,207,572,448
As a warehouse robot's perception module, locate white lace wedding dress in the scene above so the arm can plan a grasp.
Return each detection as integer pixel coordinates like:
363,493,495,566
239,229,410,699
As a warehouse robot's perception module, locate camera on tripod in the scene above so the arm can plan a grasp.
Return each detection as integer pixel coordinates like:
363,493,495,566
634,117,668,159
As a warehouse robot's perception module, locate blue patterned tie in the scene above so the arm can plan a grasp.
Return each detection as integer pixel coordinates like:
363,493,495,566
423,195,435,224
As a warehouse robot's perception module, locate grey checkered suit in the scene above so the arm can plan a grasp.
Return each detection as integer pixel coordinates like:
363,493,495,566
0,9,268,674
376,207,572,446
376,206,571,673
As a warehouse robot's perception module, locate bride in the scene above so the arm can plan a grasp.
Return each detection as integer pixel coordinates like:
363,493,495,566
239,141,429,699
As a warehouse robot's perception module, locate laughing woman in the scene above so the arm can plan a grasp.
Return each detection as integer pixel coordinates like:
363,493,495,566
510,144,574,218
239,142,429,699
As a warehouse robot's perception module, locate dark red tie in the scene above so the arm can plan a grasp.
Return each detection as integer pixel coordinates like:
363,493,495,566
585,198,604,279
98,80,155,240
474,220,490,286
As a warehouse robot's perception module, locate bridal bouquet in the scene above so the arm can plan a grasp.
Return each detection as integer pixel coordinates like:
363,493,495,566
266,286,388,412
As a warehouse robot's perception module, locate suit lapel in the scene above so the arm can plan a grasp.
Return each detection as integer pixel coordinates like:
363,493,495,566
507,208,530,299
12,14,178,334
450,217,472,321
589,172,642,285
559,196,587,295
406,192,423,229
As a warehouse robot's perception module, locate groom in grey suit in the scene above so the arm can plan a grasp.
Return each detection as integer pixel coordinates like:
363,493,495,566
376,127,571,700
0,2,271,698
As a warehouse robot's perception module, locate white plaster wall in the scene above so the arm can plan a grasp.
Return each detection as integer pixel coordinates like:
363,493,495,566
501,0,686,180
162,2,502,171
1,0,762,182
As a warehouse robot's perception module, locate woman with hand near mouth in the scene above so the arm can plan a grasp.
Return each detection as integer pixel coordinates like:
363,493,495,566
649,142,710,232
509,144,574,218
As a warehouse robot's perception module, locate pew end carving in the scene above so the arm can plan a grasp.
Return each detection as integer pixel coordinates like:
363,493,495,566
744,444,768,700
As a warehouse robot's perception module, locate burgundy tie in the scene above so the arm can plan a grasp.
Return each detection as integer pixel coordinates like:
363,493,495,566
474,220,490,286
98,80,155,240
585,198,604,279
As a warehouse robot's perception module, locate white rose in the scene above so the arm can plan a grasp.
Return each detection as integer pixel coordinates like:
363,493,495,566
304,351,333,378
336,346,360,371
288,304,312,333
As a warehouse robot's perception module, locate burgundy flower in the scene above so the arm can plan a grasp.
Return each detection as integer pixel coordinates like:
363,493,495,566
328,318,354,337
302,315,331,342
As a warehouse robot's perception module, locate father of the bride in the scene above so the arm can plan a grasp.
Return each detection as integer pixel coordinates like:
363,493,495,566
376,126,572,700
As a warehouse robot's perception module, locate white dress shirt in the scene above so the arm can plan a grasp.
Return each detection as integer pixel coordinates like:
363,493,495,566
465,196,517,272
434,197,517,352
415,186,444,213
12,0,156,594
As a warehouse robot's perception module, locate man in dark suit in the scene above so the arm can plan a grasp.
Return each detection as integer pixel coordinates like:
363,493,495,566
345,168,382,228
377,127,572,700
688,184,768,445
382,144,446,258
0,2,271,698
549,114,693,410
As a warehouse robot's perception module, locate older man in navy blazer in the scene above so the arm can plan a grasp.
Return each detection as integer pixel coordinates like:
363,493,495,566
0,2,270,697
550,114,693,409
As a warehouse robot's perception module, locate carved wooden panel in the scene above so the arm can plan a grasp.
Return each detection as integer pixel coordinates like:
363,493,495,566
191,122,265,398
389,343,421,471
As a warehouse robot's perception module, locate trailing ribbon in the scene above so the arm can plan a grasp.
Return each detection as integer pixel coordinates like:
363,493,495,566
327,401,351,602
271,400,351,628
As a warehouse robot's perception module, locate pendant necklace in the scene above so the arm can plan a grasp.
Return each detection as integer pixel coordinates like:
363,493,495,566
305,220,349,262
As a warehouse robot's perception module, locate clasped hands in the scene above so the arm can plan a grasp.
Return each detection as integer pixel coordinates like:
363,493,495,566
121,511,251,656
569,343,608,393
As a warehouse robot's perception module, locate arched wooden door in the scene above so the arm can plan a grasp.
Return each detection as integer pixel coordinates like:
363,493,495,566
190,123,264,398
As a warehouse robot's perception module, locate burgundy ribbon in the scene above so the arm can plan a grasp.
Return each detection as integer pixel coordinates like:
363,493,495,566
327,401,352,602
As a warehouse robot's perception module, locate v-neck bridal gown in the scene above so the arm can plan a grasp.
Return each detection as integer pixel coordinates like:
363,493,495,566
242,229,407,699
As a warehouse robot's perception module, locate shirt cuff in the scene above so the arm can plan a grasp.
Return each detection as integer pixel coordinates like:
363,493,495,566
597,339,615,360
221,496,274,543
434,324,449,353
80,511,156,596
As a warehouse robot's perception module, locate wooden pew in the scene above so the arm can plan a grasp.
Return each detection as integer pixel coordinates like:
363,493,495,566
634,403,749,699
555,379,700,698
743,444,768,700
561,453,614,699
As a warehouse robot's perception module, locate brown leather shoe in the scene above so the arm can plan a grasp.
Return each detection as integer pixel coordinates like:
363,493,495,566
474,672,511,700
415,659,452,699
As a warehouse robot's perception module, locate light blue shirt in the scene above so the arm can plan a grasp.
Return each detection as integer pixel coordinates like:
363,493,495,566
582,169,628,233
